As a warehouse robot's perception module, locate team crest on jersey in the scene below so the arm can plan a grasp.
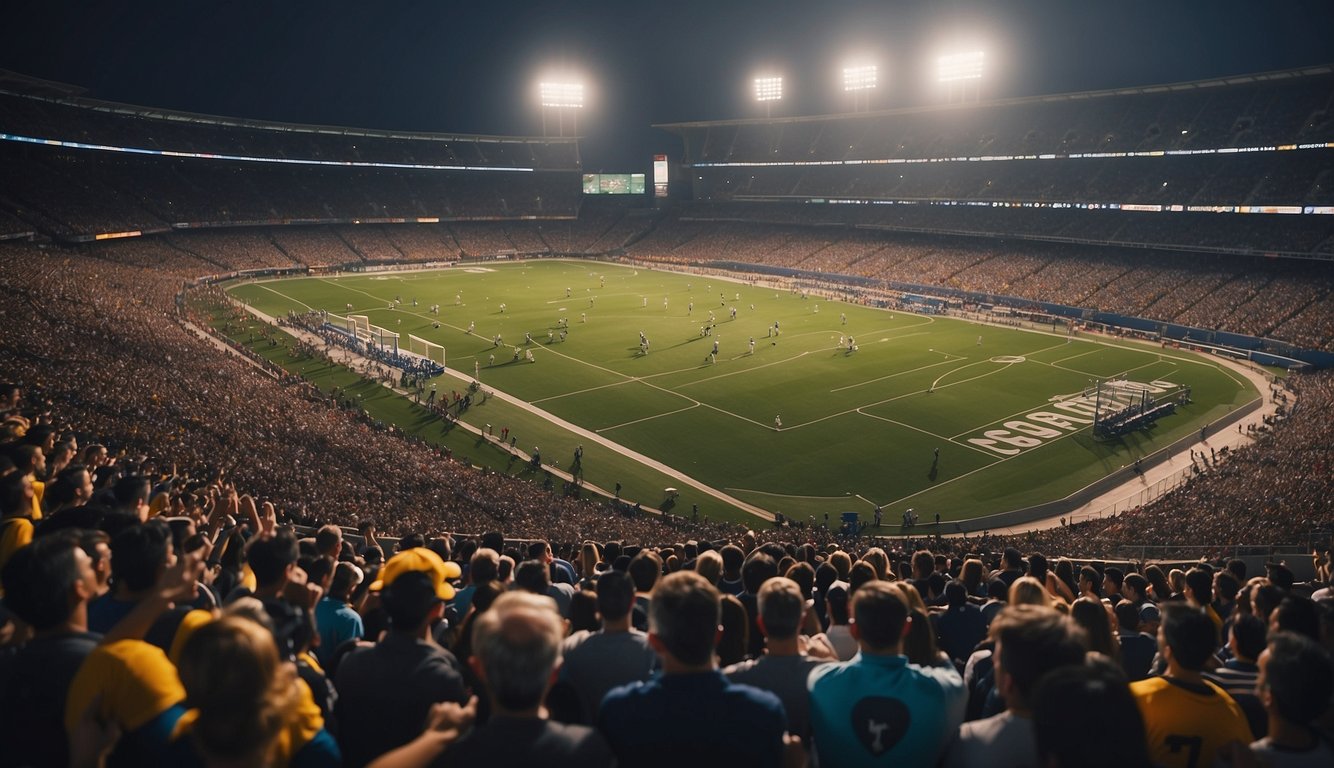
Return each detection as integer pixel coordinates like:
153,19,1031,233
851,696,911,756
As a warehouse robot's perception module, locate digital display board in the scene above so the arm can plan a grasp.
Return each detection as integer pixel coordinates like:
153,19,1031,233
582,173,646,194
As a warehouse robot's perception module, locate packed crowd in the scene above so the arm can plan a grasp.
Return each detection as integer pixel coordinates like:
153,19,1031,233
3,417,1332,767
0,86,577,171
0,140,584,236
700,152,1334,210
629,211,1334,351
3,222,1333,566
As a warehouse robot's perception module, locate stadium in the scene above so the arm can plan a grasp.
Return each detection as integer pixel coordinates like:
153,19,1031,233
1,3,1332,767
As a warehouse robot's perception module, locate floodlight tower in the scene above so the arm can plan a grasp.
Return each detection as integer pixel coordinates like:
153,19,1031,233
539,80,584,137
936,51,984,103
843,64,877,113
754,76,783,118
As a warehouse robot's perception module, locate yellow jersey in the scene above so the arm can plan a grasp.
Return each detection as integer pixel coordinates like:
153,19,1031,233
1131,675,1252,768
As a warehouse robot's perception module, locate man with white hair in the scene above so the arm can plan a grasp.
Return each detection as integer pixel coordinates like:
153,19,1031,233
447,592,613,764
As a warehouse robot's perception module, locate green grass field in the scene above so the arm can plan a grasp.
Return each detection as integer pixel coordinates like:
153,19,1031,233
228,260,1257,527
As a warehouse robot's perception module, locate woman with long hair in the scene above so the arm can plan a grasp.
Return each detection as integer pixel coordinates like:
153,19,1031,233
172,615,338,766
1070,597,1121,664
1143,564,1172,603
718,593,750,667
891,582,950,667
960,559,987,598
577,541,602,589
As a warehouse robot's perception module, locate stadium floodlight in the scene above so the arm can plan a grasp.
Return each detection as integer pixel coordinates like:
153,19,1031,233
937,51,985,82
754,76,783,102
843,65,878,92
538,78,585,137
539,81,585,109
843,63,877,113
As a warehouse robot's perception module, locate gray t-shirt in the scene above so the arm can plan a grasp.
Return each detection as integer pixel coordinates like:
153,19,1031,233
1248,737,1334,768
560,629,658,724
724,653,829,740
942,710,1037,768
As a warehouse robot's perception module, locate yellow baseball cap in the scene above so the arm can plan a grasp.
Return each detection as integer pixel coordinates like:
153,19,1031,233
369,547,461,601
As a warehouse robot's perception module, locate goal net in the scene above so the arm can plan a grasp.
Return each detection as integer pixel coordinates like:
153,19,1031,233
407,334,446,366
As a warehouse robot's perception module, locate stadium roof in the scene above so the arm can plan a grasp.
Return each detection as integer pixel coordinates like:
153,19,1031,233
0,69,577,147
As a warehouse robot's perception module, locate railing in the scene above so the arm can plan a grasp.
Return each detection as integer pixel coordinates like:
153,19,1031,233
1067,466,1196,525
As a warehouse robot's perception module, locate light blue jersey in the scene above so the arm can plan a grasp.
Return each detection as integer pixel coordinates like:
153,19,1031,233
808,653,965,768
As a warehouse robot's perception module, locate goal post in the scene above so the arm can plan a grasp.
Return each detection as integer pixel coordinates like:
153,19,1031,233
408,334,446,367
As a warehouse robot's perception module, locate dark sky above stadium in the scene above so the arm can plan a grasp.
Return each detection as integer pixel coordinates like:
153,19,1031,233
4,0,1334,171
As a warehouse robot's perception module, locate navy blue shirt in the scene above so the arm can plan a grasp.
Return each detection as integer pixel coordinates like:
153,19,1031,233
598,670,787,768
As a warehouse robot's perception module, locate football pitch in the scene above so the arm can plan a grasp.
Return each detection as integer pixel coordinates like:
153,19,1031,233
229,259,1257,527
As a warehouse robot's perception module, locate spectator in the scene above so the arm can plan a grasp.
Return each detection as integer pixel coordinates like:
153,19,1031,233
444,592,613,766
514,558,573,618
1269,595,1321,642
169,614,340,766
627,549,662,631
1070,596,1121,664
935,580,989,665
1078,565,1103,601
87,519,175,634
1184,568,1223,637
449,546,498,619
943,605,1088,768
718,544,745,595
996,548,1025,588
1130,604,1252,768
334,548,467,768
314,561,364,667
1122,572,1149,607
0,471,35,572
598,571,790,768
1113,600,1156,682
724,576,830,744
816,582,857,661
1246,631,1334,766
0,532,102,768
1102,566,1125,605
1203,613,1268,739
1032,659,1152,768
314,524,343,561
739,551,779,658
808,580,965,767
559,570,657,725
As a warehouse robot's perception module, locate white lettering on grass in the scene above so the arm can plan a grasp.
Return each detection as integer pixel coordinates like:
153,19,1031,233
966,380,1177,457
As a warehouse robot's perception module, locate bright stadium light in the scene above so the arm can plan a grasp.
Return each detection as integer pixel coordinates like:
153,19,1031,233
843,64,878,92
754,76,783,102
843,63,878,113
537,77,585,137
937,51,984,82
936,50,985,103
539,81,584,109
754,75,783,119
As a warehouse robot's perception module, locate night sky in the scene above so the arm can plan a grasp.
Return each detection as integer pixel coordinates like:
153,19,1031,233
4,1,1333,170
